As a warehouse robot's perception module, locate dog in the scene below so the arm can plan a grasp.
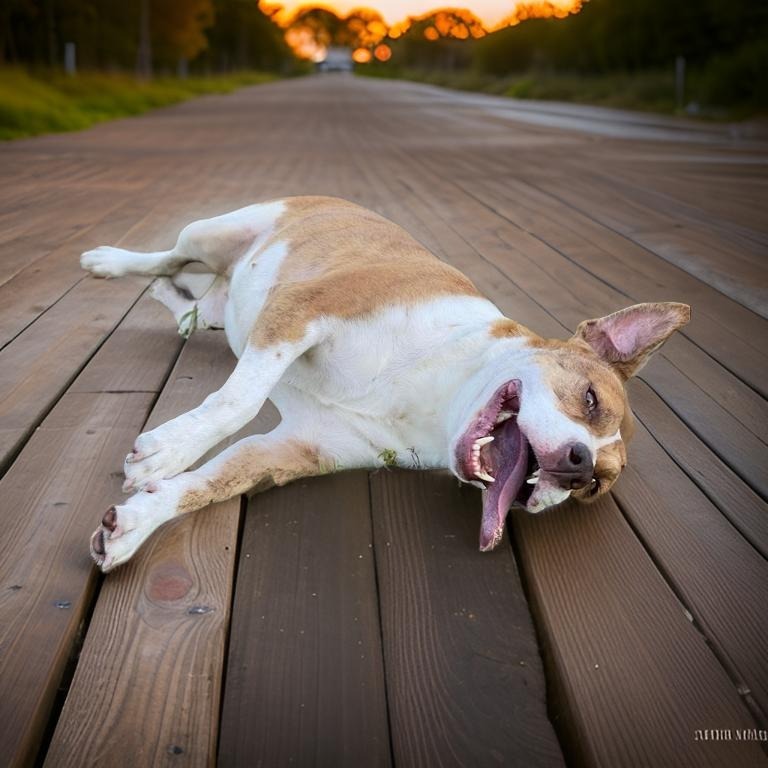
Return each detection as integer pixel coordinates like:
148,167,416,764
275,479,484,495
81,196,690,571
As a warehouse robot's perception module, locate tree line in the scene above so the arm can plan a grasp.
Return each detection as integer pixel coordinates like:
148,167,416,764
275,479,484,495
381,0,768,107
1,0,291,74
472,0,767,75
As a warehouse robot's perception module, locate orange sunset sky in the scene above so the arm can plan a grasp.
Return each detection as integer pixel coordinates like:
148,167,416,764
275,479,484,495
263,0,582,30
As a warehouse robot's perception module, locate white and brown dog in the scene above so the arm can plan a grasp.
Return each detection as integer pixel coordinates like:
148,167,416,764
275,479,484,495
82,196,690,571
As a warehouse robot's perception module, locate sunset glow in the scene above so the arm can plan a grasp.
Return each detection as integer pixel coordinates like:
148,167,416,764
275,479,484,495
263,0,582,32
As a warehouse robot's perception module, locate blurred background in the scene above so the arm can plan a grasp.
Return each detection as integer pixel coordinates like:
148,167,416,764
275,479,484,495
2,0,767,139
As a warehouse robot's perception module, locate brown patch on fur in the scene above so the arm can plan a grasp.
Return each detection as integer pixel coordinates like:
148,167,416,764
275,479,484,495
572,439,626,502
178,438,332,514
249,197,481,348
489,319,538,339
620,399,636,443
537,341,628,439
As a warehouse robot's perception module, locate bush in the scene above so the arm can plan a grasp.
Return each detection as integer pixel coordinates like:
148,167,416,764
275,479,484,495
700,40,768,108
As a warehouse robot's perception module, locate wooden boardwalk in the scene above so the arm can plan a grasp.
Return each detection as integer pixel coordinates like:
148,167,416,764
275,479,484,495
0,74,766,767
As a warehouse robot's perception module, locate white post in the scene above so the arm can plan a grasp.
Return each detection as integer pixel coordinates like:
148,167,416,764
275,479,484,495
675,55,685,112
64,42,76,75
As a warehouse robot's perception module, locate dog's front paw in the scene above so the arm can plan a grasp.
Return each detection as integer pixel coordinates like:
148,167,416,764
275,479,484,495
123,424,197,492
80,246,130,278
90,483,179,571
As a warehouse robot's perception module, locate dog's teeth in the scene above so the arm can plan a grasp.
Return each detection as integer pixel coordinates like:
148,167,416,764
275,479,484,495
526,475,539,485
475,436,494,446
495,410,513,423
476,471,495,483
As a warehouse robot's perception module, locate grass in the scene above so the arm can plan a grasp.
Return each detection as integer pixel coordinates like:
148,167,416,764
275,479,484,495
357,66,741,118
0,69,279,140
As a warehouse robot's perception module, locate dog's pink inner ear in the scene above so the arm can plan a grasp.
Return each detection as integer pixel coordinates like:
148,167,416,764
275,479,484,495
574,302,691,379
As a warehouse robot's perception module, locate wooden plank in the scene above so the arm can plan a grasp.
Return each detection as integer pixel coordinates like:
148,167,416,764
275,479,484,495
610,412,768,714
458,174,768,396
511,497,765,768
0,293,180,768
0,276,148,472
0,187,162,348
0,187,116,257
0,392,154,768
370,470,565,767
45,332,269,767
218,472,392,767
69,293,182,394
621,167,768,239
531,171,768,317
628,379,768,558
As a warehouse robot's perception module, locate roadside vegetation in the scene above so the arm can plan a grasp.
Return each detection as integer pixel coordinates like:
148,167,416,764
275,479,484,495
356,0,767,119
1,0,301,140
359,68,688,115
0,69,280,140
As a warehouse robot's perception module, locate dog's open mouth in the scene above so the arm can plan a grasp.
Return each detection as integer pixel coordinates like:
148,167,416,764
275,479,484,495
455,379,539,551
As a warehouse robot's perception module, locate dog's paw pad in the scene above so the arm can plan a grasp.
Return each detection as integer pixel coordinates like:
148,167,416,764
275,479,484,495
91,527,106,557
102,506,117,531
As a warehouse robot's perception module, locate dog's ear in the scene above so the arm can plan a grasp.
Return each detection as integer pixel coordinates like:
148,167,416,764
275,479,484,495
572,302,691,380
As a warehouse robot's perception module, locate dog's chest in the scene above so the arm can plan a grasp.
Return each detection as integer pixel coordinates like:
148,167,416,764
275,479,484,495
279,298,502,437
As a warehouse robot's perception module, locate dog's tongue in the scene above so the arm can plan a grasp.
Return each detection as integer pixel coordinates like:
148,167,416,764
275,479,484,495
479,420,528,551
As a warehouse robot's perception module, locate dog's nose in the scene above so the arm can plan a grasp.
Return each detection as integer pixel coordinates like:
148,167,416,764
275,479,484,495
553,442,592,490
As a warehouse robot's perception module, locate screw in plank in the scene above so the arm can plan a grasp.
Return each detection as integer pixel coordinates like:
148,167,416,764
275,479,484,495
187,605,214,615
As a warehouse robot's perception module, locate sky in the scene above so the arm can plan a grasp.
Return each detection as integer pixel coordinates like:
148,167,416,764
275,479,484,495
263,0,582,30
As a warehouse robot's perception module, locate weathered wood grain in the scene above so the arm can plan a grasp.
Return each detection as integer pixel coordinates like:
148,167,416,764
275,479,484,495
219,472,391,767
627,378,768,557
44,332,276,767
0,291,180,767
511,497,765,768
456,174,768,395
0,275,148,472
0,391,152,768
610,413,768,715
370,470,565,767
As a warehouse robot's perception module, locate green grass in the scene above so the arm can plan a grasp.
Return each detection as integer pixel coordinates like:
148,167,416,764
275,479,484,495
0,69,279,140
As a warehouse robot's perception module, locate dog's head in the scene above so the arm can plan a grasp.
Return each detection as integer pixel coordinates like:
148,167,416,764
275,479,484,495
450,302,690,551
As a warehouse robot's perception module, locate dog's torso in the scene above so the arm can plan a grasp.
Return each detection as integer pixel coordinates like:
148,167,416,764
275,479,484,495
82,195,689,570
218,197,505,467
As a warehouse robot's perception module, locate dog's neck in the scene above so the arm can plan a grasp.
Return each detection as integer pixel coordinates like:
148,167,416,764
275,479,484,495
439,327,535,447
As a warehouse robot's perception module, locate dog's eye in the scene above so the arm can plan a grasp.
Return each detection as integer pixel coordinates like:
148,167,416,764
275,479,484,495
585,387,598,412
588,477,601,496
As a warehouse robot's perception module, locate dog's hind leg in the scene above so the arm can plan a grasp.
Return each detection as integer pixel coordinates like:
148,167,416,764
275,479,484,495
80,200,286,278
150,274,228,334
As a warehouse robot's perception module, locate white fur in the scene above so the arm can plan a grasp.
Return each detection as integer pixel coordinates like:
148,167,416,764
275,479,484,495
82,199,625,570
